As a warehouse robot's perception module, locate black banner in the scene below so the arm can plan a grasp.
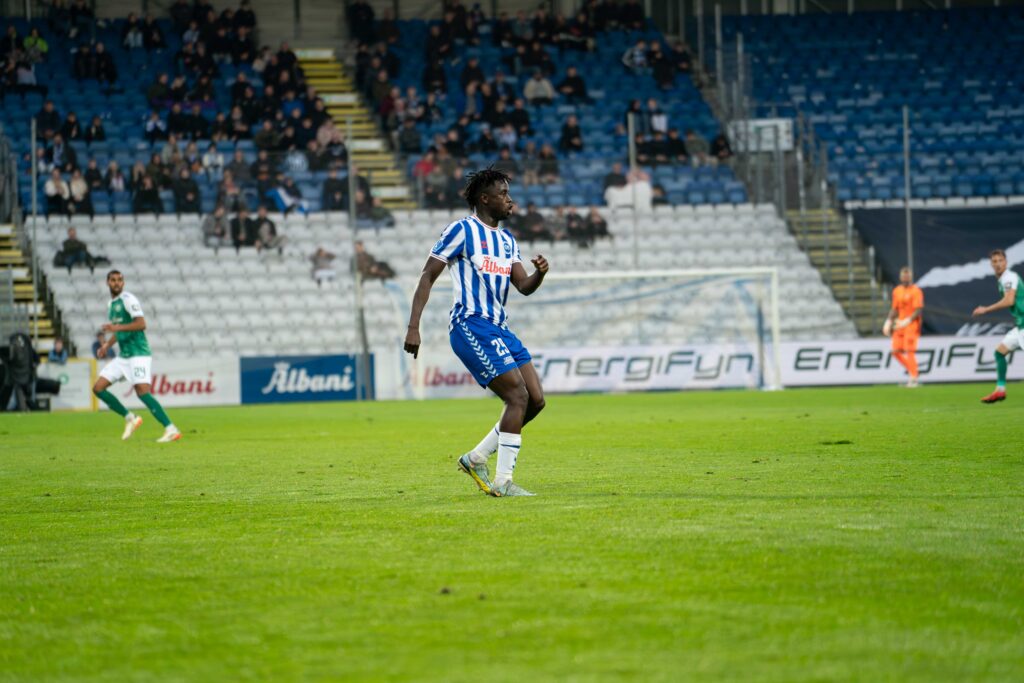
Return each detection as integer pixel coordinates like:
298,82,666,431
853,207,1024,335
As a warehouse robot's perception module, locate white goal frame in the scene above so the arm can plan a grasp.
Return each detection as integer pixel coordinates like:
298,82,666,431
542,267,783,391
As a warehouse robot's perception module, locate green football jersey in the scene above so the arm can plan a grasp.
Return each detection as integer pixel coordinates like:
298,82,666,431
108,291,151,358
998,270,1024,329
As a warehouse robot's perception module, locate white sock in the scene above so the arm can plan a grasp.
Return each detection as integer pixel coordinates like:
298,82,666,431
125,412,137,421
494,432,521,486
468,422,501,464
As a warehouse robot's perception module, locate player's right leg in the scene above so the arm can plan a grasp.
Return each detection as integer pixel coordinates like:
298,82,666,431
92,360,142,439
982,334,1017,403
486,369,535,497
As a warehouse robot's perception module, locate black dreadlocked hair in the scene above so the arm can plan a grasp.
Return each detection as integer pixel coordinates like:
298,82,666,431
462,166,511,209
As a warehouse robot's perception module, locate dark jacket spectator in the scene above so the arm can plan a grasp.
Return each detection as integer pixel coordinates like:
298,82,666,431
322,169,348,211
538,143,559,183
132,176,163,215
398,119,422,154
173,169,201,213
143,14,167,50
603,162,628,192
459,57,485,89
84,159,104,191
231,208,258,249
45,135,77,172
60,227,94,272
94,43,117,83
84,116,106,142
556,66,589,103
558,115,584,153
666,129,688,163
36,101,61,139
354,241,395,280
711,132,733,161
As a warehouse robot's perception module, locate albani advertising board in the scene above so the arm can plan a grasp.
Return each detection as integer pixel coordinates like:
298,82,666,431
102,356,241,410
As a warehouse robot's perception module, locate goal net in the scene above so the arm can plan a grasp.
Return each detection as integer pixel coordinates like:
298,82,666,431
373,268,782,399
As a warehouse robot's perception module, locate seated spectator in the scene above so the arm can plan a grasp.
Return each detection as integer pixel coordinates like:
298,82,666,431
669,41,692,75
84,115,106,142
635,133,654,166
68,169,93,217
507,98,532,137
94,43,117,84
202,143,224,176
565,206,591,246
557,66,589,103
225,149,251,183
46,133,77,172
92,331,115,359
492,148,520,180
322,167,348,211
604,166,653,211
355,189,396,227
23,27,48,63
59,227,94,273
48,337,68,364
602,161,627,191
686,129,710,166
231,206,257,250
666,128,689,163
142,13,167,50
217,170,244,211
254,120,281,151
201,205,230,250
474,125,499,154
460,56,485,90
36,100,61,140
254,205,286,254
586,207,610,240
186,104,210,139
69,0,94,38
652,183,669,206
559,114,584,153
44,169,70,215
538,143,559,184
130,161,148,188
497,123,518,151
620,0,646,31
166,103,190,137
268,176,309,214
622,40,648,74
646,98,668,135
144,111,167,143
354,241,395,280
519,203,554,242
711,131,733,162
521,140,540,186
60,112,81,141
160,135,180,166
173,168,201,213
104,161,128,193
122,12,144,49
524,70,555,106
147,73,169,104
310,247,336,287
72,44,96,80
132,175,163,215
398,118,422,154
84,159,103,191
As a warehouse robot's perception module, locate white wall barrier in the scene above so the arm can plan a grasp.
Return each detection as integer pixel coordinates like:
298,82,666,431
37,358,96,411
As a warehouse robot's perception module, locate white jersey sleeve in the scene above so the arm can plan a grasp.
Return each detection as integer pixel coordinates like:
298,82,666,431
999,271,1019,293
430,221,467,263
121,292,145,317
510,235,522,264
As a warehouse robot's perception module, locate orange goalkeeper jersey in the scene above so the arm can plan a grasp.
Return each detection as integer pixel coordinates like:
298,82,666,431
892,284,924,335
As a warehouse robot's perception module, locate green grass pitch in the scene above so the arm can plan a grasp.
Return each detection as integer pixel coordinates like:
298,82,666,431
1,384,1022,682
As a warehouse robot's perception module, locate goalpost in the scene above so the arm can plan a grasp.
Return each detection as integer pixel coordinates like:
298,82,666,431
522,267,783,391
379,267,783,399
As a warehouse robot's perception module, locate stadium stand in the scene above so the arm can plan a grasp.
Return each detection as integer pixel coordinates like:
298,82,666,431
722,8,1024,202
33,206,854,359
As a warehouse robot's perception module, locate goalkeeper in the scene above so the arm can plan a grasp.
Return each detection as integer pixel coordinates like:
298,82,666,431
882,266,924,387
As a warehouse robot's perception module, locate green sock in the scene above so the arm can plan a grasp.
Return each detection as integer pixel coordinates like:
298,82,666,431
96,389,129,417
140,392,172,427
995,351,1008,389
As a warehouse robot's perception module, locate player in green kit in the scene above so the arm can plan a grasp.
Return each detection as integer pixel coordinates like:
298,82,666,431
972,249,1024,403
92,270,181,442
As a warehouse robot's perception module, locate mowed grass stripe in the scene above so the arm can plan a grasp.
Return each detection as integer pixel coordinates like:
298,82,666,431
1,385,1022,681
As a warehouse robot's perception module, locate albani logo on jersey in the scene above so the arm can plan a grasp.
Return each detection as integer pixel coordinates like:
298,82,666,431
477,256,512,276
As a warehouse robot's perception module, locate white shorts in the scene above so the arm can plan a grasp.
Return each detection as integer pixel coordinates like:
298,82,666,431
99,356,153,386
1001,328,1024,352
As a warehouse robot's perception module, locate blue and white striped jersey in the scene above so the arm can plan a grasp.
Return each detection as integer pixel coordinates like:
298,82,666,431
430,214,522,327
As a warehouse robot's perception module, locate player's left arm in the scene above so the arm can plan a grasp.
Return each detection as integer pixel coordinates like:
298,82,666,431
972,289,1015,317
103,316,146,333
511,255,549,296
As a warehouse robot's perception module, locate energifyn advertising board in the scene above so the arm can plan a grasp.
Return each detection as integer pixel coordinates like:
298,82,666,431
374,337,1022,398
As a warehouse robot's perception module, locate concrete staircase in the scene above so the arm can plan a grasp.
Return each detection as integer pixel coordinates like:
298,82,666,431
786,208,888,336
297,49,414,210
0,223,58,348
